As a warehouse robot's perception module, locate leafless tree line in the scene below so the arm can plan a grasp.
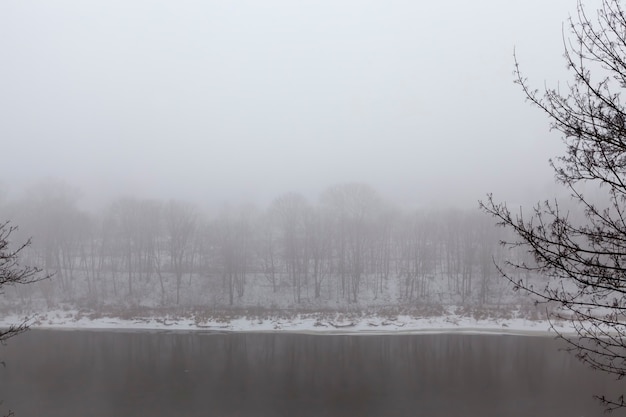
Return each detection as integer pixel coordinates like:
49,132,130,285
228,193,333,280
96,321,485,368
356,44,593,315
0,182,528,310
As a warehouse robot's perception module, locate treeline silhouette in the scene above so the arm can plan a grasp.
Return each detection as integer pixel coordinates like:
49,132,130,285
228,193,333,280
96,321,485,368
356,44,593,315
0,182,532,312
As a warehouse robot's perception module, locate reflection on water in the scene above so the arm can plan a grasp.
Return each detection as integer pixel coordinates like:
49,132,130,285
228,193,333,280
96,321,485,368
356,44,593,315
0,330,623,417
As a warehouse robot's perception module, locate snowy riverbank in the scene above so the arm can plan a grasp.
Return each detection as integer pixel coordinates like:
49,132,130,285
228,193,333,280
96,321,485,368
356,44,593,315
0,309,575,336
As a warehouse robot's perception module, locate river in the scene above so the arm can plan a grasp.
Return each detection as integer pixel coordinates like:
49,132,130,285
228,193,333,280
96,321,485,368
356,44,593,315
0,330,623,416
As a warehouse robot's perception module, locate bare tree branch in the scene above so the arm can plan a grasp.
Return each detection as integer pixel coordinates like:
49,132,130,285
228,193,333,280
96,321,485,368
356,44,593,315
483,1,626,409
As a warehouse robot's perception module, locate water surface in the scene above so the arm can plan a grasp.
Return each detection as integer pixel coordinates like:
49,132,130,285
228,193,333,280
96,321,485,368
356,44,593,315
0,330,623,416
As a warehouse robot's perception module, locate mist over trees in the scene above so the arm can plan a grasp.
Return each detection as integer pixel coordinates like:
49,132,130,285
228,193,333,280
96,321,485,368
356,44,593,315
0,181,533,313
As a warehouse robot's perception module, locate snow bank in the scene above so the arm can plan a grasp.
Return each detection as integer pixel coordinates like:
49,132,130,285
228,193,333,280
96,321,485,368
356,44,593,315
0,310,575,336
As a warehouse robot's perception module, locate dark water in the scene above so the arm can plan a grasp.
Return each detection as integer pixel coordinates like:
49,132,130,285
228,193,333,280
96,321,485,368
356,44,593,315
0,330,624,417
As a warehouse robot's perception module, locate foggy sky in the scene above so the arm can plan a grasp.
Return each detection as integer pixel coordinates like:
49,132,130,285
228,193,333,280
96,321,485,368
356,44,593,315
0,0,581,210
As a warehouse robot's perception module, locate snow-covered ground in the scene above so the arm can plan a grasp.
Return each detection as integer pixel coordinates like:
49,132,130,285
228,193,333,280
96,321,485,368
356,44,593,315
0,309,575,336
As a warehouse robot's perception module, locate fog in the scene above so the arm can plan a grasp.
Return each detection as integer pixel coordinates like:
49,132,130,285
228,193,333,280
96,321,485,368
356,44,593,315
0,1,578,210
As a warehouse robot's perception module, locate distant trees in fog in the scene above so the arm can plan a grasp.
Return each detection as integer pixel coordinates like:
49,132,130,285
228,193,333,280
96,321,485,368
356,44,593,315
0,182,526,310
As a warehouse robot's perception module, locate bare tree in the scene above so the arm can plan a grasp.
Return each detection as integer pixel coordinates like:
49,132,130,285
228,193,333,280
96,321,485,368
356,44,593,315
369,207,396,299
108,198,161,302
481,0,626,410
271,193,309,303
257,211,279,294
10,181,84,302
165,200,197,305
396,211,436,303
0,221,47,343
214,205,254,306
322,184,382,303
304,207,332,300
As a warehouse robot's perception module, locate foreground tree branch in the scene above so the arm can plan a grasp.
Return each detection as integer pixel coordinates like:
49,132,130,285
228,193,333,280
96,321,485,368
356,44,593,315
0,221,48,344
482,0,626,411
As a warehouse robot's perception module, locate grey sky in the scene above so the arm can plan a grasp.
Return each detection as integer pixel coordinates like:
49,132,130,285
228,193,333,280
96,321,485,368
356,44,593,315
0,0,581,210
